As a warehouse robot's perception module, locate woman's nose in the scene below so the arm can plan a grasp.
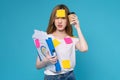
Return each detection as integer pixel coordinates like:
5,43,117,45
58,18,62,23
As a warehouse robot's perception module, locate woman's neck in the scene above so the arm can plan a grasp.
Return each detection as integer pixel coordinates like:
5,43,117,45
52,30,68,39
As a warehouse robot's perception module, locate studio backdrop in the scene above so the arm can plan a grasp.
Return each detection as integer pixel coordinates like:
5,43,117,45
0,0,120,80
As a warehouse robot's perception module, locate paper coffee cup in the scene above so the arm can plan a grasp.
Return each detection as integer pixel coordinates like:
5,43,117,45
68,12,75,25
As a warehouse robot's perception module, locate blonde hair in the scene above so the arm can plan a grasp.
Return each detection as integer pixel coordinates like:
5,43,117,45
46,4,73,36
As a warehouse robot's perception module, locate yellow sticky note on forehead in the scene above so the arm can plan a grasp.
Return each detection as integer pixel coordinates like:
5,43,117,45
56,9,65,17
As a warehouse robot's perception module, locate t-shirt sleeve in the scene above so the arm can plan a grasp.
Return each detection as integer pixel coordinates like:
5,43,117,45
73,37,79,45
72,37,79,50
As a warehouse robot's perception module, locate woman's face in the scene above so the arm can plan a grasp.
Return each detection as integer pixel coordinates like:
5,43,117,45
54,17,67,31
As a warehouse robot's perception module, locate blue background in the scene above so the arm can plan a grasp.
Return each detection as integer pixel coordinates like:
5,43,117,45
0,0,120,80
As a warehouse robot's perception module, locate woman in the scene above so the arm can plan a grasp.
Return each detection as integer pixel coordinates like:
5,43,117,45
34,4,88,80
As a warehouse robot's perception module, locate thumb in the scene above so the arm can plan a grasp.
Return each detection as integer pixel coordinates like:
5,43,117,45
45,51,50,58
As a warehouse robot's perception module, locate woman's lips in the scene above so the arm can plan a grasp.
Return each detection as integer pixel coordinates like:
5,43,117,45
57,25,62,28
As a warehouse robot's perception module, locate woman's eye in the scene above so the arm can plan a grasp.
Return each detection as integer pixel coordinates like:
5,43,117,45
55,17,59,19
62,17,66,19
55,17,66,19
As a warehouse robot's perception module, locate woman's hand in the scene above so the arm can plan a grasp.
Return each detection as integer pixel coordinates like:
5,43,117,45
36,52,58,69
44,52,58,64
70,14,80,29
